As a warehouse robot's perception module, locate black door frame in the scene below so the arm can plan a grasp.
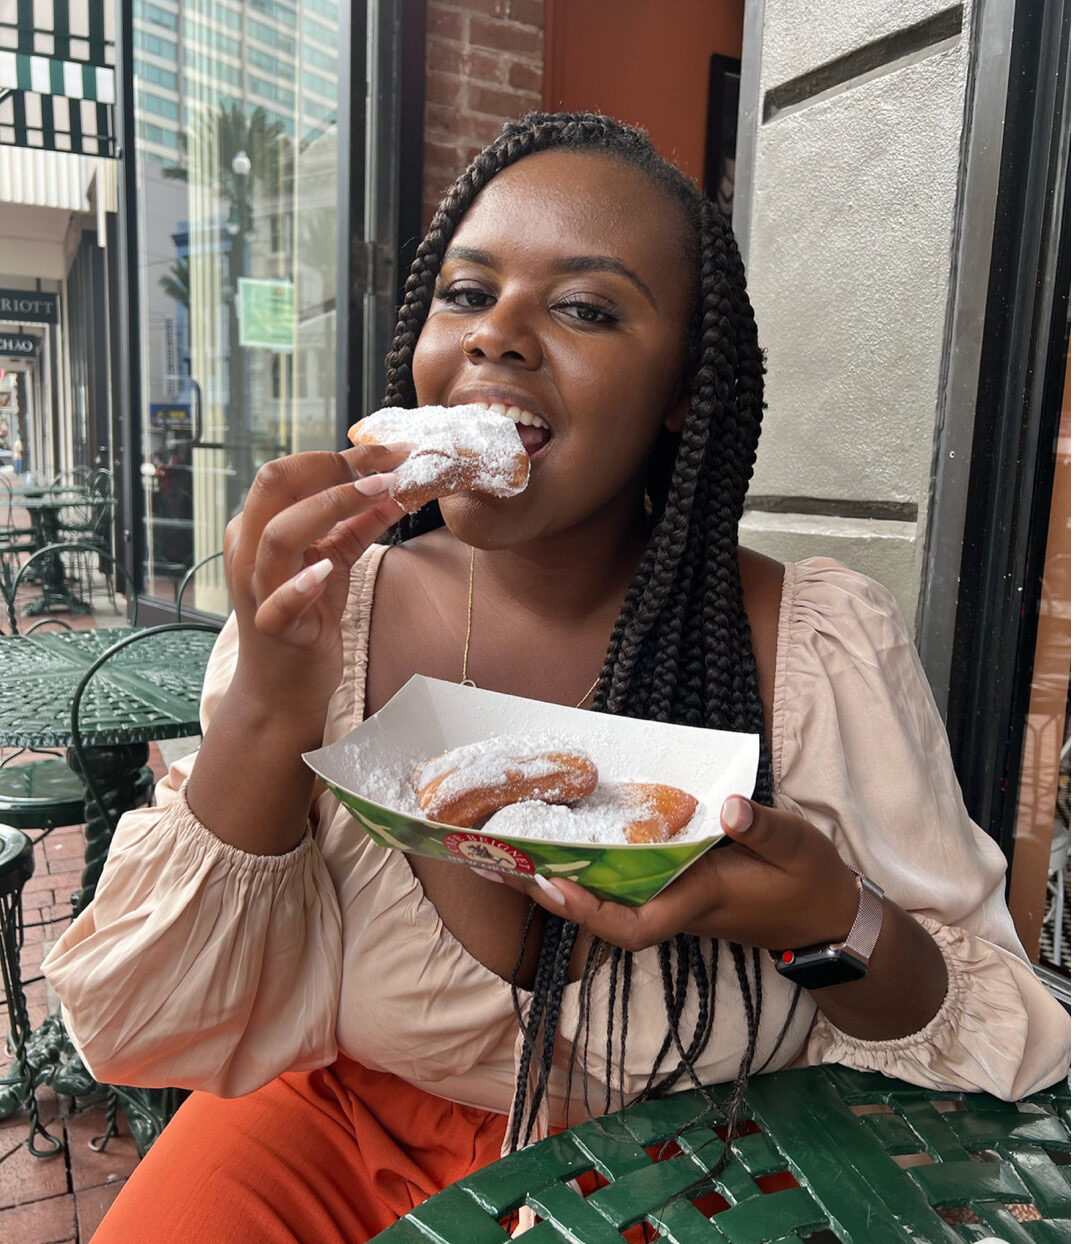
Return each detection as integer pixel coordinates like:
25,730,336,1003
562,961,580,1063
944,0,1070,877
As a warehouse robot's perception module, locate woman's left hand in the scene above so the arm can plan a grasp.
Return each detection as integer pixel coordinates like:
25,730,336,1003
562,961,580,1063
482,796,860,952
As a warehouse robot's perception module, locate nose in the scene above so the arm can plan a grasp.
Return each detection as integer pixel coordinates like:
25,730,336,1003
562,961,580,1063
460,296,542,370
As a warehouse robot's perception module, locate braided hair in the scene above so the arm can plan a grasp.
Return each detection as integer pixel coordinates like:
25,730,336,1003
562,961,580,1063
382,112,780,1150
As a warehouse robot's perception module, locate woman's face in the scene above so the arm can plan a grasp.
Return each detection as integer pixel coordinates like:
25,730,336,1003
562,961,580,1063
411,148,695,548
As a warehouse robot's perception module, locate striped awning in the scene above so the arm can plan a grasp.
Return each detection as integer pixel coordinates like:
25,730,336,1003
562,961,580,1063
0,0,115,157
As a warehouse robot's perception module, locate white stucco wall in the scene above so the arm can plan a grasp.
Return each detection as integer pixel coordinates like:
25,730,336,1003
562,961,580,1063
737,2,972,631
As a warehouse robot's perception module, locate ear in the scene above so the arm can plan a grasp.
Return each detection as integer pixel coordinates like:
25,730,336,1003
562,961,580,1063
663,391,690,434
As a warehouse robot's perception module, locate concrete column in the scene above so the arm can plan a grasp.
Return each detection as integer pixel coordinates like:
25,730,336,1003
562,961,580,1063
735,2,974,634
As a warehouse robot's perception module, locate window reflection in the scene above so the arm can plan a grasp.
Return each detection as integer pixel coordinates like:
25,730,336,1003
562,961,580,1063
134,0,340,614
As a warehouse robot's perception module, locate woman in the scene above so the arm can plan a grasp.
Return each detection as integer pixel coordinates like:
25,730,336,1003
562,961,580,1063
45,113,1068,1243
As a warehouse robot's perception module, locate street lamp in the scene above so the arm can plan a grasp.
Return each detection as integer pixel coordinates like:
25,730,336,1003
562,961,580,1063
226,148,252,513
226,149,251,238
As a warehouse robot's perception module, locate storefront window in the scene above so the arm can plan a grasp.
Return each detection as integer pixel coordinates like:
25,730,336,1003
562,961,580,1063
133,0,341,614
1009,347,1071,985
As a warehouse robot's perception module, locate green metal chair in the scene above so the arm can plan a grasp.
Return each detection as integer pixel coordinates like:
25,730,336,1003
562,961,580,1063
0,823,63,1156
4,540,136,633
175,549,226,622
0,546,140,846
67,621,221,1156
0,475,36,591
372,1065,1070,1243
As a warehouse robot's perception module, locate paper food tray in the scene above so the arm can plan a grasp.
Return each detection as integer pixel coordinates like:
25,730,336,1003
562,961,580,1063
304,675,759,906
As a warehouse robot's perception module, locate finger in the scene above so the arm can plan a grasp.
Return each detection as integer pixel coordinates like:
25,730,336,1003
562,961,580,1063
239,447,409,556
252,477,402,599
253,491,405,637
340,442,416,476
314,495,407,568
720,796,806,869
496,872,685,952
253,557,335,638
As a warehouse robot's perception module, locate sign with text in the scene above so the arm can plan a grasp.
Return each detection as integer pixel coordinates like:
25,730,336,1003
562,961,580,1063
0,332,38,358
237,278,294,351
0,290,58,324
150,403,191,430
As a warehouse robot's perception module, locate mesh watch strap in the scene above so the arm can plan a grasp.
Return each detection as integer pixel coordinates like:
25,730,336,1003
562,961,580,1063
832,872,885,966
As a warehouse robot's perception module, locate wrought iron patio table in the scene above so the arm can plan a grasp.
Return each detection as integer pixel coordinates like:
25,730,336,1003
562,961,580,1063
373,1064,1070,1243
8,495,99,615
0,625,218,1151
5,486,85,500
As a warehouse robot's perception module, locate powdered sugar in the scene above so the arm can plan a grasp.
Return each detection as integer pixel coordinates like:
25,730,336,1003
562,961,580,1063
414,736,593,807
337,732,705,845
356,404,529,499
485,783,705,844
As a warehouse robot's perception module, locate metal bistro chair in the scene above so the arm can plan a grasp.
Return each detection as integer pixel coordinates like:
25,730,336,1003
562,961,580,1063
57,471,116,611
0,545,140,848
0,474,36,595
175,549,226,621
5,539,136,634
0,822,62,1156
372,1065,1070,1244
67,621,221,1155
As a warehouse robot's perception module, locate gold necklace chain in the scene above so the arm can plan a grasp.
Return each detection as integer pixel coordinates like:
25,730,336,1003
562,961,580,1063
461,546,601,709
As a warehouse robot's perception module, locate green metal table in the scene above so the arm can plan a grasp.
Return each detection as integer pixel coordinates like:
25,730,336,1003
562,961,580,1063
11,495,101,615
0,625,218,1152
373,1065,1070,1243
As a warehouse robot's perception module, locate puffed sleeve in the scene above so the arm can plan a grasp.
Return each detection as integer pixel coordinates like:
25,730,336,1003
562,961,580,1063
775,559,1069,1099
42,614,343,1097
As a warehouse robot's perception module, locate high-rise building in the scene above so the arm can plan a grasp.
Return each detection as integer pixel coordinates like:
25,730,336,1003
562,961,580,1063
131,0,339,165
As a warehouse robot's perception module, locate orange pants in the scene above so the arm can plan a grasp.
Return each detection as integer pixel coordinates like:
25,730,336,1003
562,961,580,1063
92,1057,509,1244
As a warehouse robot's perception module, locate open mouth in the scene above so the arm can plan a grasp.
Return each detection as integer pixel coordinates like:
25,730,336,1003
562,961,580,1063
481,402,552,458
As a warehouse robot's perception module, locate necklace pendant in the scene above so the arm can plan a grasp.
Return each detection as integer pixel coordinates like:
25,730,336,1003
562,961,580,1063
460,677,478,688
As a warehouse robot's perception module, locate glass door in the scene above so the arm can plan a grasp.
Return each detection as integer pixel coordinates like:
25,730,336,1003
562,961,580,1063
131,0,344,614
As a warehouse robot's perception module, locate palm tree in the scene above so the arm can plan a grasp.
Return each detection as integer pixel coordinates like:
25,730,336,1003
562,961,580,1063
159,257,189,309
162,103,293,515
163,102,291,207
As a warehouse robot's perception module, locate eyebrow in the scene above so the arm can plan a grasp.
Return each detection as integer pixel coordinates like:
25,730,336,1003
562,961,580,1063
444,245,658,309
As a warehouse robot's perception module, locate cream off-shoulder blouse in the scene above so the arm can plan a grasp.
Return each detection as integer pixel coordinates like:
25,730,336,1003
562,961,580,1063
43,549,1070,1123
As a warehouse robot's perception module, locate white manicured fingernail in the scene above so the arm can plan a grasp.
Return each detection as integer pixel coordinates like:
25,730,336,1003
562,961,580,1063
293,558,334,594
533,874,566,906
356,472,395,496
721,795,753,834
469,867,506,884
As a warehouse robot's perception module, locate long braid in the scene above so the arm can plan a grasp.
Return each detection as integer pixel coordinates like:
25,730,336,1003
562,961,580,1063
375,111,773,1153
507,912,570,1151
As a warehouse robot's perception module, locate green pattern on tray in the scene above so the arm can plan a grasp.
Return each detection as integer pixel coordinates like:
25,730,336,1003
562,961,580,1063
329,783,723,906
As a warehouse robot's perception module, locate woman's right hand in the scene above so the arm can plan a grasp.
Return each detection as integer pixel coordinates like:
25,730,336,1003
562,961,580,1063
224,444,409,717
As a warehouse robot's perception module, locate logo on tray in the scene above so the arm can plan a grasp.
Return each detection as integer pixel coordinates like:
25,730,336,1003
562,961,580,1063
443,832,535,874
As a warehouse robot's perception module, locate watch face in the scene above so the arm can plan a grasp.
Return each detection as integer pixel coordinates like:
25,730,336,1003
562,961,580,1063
774,946,867,990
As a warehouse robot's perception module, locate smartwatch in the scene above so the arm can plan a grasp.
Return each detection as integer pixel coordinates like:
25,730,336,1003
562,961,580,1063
772,872,885,989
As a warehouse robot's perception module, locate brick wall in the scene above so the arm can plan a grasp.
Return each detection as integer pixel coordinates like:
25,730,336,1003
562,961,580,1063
423,0,545,226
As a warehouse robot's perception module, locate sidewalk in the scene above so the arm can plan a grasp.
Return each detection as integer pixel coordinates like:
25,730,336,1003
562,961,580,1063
0,576,176,1243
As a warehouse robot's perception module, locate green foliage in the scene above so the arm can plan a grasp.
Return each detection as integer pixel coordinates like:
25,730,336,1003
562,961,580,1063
159,256,189,308
162,102,292,201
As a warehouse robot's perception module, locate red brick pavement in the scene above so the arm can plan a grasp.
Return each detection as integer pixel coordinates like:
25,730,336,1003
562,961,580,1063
2,561,170,1242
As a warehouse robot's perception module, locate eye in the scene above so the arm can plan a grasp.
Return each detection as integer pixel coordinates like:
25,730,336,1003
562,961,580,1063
553,298,619,327
434,281,495,310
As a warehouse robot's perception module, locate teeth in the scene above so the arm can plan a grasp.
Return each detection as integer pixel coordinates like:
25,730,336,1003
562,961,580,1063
484,401,549,430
